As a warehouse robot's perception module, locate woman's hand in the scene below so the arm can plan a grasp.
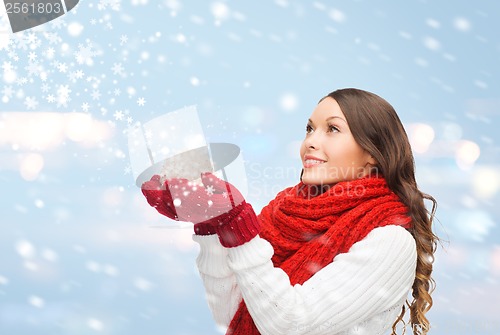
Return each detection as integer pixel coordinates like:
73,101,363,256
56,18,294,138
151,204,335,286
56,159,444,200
141,172,260,247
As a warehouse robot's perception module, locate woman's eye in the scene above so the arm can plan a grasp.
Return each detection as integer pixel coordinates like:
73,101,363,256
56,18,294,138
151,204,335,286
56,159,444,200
328,125,340,133
306,124,313,133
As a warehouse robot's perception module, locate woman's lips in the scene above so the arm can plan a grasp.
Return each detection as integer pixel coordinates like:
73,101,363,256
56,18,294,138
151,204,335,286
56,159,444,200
303,157,326,168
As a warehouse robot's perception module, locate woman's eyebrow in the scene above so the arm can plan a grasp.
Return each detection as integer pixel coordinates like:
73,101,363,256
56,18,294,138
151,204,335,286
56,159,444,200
308,116,347,124
326,116,347,123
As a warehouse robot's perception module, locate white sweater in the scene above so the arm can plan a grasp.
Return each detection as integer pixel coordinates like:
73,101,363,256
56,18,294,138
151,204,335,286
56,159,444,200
193,225,417,335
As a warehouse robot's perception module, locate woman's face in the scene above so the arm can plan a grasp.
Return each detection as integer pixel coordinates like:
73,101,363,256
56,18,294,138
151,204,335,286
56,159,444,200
300,97,374,185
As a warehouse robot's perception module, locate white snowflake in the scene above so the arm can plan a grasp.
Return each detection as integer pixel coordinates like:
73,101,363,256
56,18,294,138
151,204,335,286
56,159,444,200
137,97,146,106
75,70,85,79
113,110,124,120
81,103,90,112
24,97,39,110
205,185,215,196
91,90,101,100
58,63,68,73
111,62,125,76
41,83,50,93
28,52,37,62
75,43,97,66
120,35,128,46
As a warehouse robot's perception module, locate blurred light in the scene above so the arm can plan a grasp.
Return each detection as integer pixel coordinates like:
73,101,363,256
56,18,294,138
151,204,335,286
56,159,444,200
134,277,153,291
408,123,435,154
0,112,114,151
19,153,44,181
3,68,16,83
0,275,8,285
16,239,35,258
329,8,346,23
454,17,471,32
280,93,299,112
423,36,441,50
65,113,92,142
67,22,84,37
190,76,200,86
88,318,104,331
472,167,500,199
211,2,230,20
455,140,480,169
28,295,45,308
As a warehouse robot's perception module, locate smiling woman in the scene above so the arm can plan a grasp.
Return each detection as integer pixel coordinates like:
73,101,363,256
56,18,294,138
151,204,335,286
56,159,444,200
141,88,439,335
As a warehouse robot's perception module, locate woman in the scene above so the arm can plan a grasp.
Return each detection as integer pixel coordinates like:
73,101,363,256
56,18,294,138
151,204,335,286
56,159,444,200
142,88,438,335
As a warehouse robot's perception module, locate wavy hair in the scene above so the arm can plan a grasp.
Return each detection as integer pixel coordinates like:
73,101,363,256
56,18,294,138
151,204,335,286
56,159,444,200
323,88,438,334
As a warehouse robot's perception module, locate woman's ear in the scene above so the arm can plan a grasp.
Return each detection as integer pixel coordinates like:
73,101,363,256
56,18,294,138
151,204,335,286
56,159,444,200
367,155,377,166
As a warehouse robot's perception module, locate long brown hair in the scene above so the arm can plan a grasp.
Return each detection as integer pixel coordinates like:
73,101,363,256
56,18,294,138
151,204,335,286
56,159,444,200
324,88,438,334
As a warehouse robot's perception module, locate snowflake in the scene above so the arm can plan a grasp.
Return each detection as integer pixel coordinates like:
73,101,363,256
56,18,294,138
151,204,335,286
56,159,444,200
120,35,128,46
56,95,70,108
46,94,56,103
113,110,124,120
137,97,146,106
90,19,97,25
75,70,85,79
41,83,50,92
16,77,28,86
222,192,228,198
91,90,101,100
28,52,37,62
113,88,121,96
111,63,124,76
58,63,68,73
24,96,39,110
205,185,215,196
57,85,71,97
75,43,97,66
126,116,133,124
82,102,90,112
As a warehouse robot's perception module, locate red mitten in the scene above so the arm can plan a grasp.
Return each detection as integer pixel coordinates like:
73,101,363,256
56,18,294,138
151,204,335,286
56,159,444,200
141,175,177,220
142,172,261,245
141,175,216,235
198,173,261,247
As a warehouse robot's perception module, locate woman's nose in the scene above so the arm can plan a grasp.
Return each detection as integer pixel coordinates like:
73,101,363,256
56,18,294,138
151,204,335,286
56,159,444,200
304,133,319,150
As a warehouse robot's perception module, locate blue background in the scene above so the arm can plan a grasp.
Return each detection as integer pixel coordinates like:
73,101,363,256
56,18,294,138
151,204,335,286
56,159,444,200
1,0,499,334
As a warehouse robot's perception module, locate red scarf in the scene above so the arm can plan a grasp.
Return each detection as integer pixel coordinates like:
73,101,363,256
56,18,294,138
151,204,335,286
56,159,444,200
226,176,411,335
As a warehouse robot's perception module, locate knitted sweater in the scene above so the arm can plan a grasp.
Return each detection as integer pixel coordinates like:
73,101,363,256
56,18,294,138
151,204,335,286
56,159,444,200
193,225,417,335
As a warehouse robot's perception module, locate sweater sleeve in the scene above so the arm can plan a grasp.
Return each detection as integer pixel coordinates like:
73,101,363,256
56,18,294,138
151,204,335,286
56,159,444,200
192,234,242,328
226,225,417,335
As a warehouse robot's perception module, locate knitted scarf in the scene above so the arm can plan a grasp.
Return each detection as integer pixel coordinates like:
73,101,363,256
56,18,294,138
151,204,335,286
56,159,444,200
226,176,412,335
